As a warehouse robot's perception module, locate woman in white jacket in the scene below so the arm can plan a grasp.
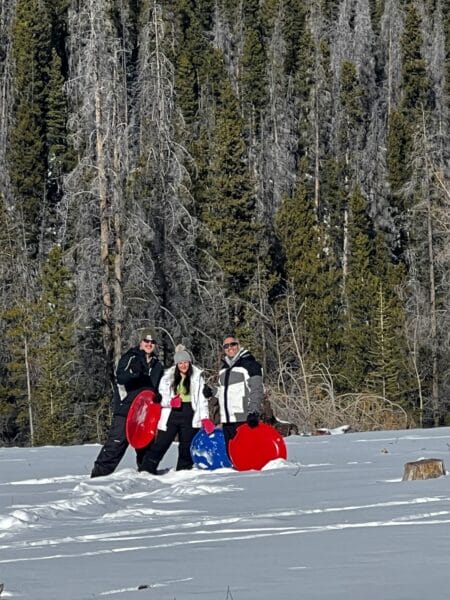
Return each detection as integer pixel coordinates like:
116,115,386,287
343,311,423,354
140,345,214,474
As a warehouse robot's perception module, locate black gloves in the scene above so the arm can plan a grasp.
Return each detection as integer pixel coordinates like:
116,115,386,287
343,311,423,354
202,384,213,398
246,412,260,429
153,392,162,404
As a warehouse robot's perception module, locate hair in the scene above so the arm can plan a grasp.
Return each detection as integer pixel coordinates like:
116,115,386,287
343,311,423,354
173,363,193,394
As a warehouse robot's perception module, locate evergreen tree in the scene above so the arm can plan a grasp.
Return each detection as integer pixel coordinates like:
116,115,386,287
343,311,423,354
321,0,341,22
45,47,74,241
445,0,450,100
293,14,317,195
1,297,37,446
198,68,260,325
209,83,259,295
240,28,267,134
0,197,27,444
338,61,365,162
386,110,410,195
295,17,315,107
46,48,73,177
367,282,401,399
9,0,51,256
241,0,260,24
172,0,206,130
366,237,411,405
175,49,198,129
338,187,379,390
369,0,385,35
33,246,77,445
196,0,214,29
338,188,410,399
327,60,366,308
259,0,280,37
386,1,434,233
275,180,339,364
321,155,347,257
401,2,433,115
44,0,71,58
282,0,307,75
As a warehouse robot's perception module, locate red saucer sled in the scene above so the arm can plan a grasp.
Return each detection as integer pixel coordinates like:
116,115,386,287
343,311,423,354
126,390,162,449
228,422,287,471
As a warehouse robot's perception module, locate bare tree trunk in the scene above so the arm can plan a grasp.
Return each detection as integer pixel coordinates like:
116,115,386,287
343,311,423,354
314,85,320,215
23,336,34,446
380,0,402,115
256,259,267,373
387,21,392,116
86,0,129,369
421,109,439,425
94,79,112,360
286,291,311,412
378,284,386,400
403,268,424,427
112,152,123,366
342,207,349,292
427,198,439,426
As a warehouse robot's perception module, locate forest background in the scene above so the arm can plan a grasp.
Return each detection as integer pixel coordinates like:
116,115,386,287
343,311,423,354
0,0,449,447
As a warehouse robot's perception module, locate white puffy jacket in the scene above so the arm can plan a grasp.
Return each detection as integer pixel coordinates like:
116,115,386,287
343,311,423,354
157,364,210,431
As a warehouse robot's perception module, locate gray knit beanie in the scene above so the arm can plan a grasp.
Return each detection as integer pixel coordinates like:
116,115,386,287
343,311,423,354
173,344,192,364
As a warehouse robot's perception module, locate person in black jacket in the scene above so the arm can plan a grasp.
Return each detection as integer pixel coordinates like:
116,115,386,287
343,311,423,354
90,328,164,478
203,334,264,453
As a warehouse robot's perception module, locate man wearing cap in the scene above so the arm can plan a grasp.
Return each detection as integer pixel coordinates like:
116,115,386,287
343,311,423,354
91,328,164,478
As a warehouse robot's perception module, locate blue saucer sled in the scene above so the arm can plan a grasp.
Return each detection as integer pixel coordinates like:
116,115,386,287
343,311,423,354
190,428,232,470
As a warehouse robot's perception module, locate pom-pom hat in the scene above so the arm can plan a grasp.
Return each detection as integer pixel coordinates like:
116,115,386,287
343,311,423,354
173,344,192,364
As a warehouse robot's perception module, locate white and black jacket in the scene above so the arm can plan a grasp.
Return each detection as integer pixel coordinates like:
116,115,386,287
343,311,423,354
217,349,263,423
157,365,210,431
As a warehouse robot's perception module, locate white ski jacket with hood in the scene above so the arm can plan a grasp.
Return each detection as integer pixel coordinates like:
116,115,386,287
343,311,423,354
157,364,209,431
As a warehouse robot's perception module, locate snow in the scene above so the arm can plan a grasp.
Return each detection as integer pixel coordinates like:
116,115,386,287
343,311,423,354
1,427,450,599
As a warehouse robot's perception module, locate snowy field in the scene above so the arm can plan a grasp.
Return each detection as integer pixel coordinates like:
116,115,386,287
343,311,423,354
1,427,450,600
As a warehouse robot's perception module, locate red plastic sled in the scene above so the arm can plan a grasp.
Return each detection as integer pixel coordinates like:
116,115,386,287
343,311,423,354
126,390,161,449
228,422,287,471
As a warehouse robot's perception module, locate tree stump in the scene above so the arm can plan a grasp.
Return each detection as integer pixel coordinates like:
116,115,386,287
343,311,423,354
402,458,446,481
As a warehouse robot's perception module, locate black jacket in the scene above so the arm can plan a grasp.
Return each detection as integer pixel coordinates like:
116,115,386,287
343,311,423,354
113,346,164,416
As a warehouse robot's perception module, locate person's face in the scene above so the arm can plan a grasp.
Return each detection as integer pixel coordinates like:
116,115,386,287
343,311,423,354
222,337,240,358
177,361,190,375
140,339,156,355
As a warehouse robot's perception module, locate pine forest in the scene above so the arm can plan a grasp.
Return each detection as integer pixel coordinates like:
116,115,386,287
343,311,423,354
0,0,449,446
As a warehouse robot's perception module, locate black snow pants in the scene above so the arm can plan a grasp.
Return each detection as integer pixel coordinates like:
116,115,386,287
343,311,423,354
222,422,245,456
91,415,148,477
140,402,197,474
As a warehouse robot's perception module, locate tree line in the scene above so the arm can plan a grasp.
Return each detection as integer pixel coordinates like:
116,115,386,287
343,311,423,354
0,0,448,446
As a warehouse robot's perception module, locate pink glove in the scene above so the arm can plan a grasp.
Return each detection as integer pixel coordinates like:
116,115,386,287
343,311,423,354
201,418,215,435
170,395,182,408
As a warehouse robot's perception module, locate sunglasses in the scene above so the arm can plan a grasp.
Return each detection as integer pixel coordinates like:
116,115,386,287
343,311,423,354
223,342,239,350
141,339,156,344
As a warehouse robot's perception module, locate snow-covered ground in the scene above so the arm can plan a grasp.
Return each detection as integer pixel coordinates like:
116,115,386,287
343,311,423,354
1,427,450,599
